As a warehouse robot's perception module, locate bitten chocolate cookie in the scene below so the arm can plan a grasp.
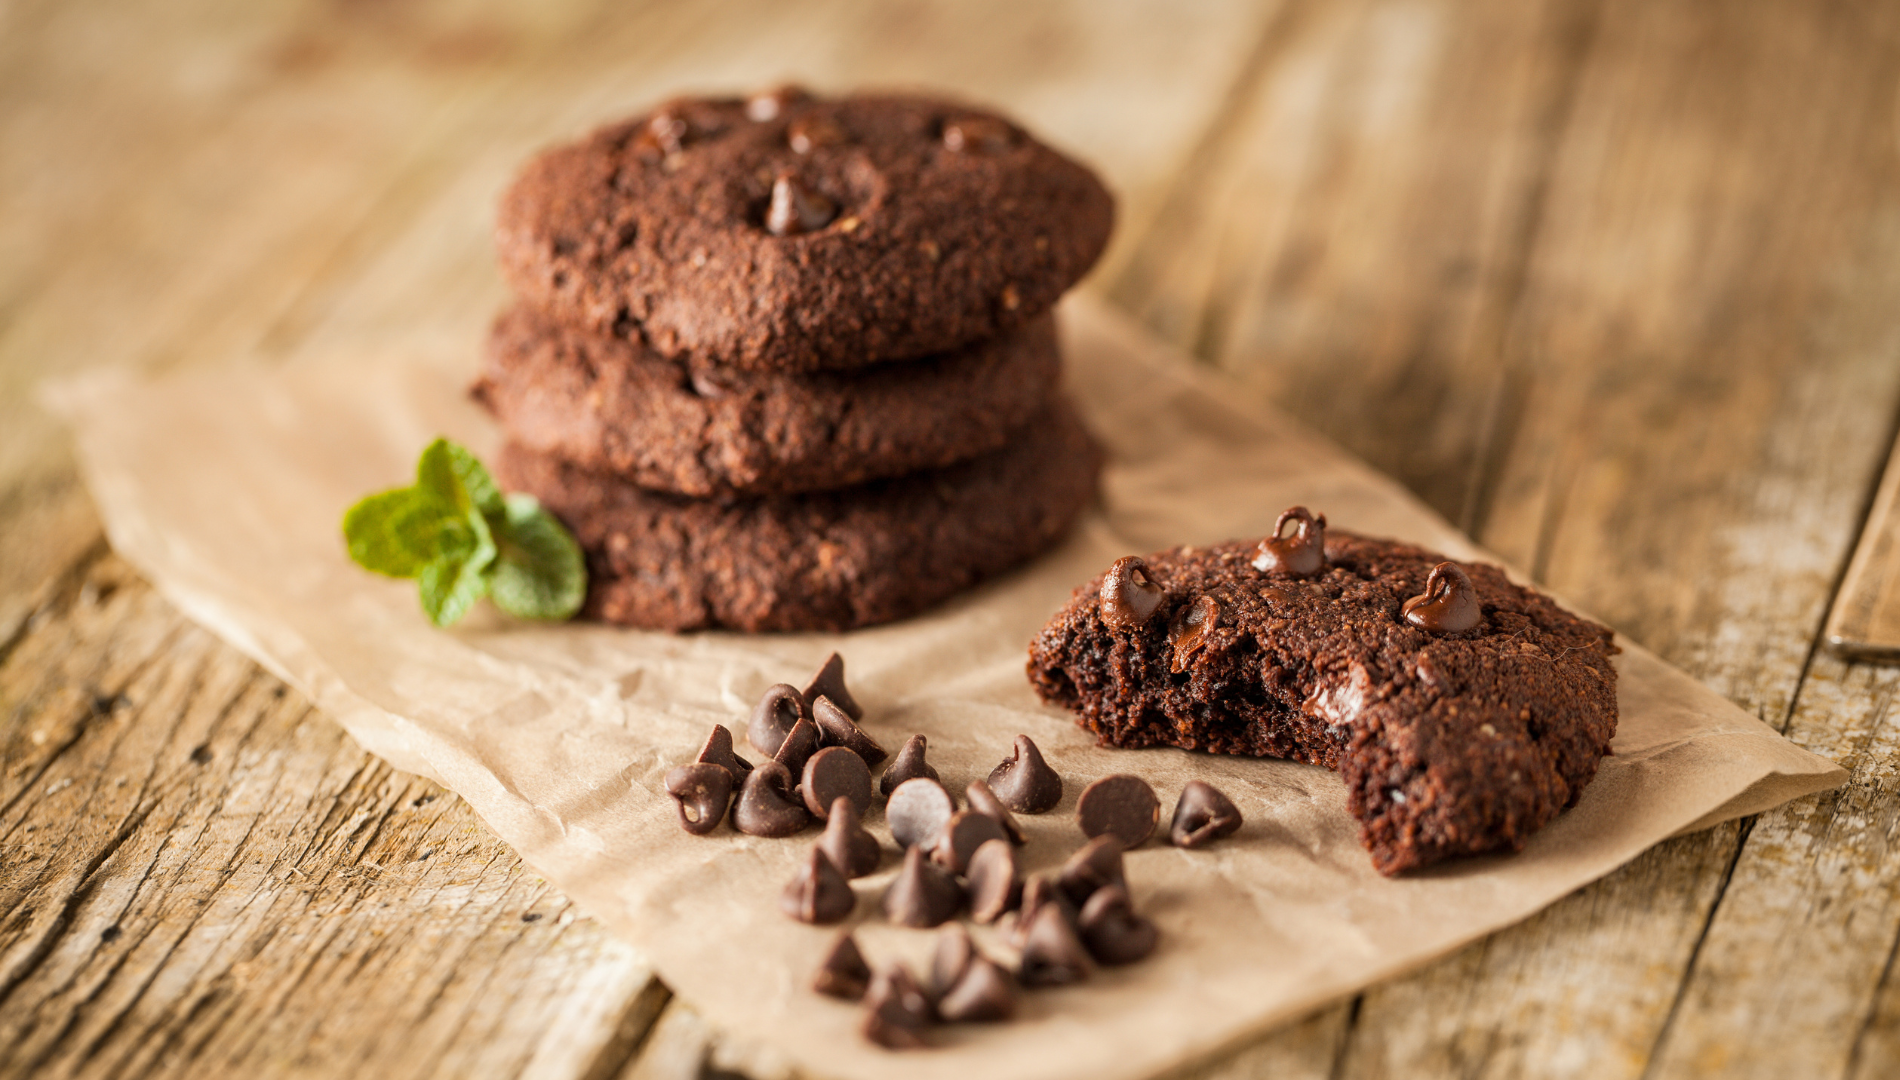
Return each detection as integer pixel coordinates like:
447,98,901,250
495,89,1114,370
1026,515,1619,875
498,400,1102,632
472,304,1063,497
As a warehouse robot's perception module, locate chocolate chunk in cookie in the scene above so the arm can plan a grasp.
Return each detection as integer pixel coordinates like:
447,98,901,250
1027,522,1619,875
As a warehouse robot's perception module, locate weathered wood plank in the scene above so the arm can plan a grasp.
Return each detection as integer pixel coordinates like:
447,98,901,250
0,554,663,1080
1108,0,1900,1077
1436,3,1900,1071
1110,0,1594,526
1645,652,1900,1078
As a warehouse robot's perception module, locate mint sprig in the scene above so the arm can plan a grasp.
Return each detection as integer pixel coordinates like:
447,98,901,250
343,439,585,626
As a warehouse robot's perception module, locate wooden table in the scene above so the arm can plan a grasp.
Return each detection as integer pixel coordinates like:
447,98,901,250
5,2,1897,1077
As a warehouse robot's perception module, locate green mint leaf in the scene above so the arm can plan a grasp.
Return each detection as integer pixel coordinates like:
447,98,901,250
342,488,446,578
344,437,583,627
418,550,494,627
416,438,504,519
430,510,490,567
487,493,586,621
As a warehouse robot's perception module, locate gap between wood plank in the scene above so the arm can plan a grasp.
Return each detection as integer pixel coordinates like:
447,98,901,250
1325,995,1363,1080
1313,1,1604,1071
1816,379,1900,662
1847,918,1900,1079
576,979,673,1080
1635,816,1756,1080
0,533,108,671
1104,0,1313,344
1463,0,1601,558
1631,323,1900,1076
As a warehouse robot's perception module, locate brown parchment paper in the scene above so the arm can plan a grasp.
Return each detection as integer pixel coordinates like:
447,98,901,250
52,296,1845,1080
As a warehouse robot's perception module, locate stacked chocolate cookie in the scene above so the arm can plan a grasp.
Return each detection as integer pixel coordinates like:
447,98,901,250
476,88,1114,632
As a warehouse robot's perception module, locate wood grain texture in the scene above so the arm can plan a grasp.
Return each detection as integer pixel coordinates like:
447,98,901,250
1110,0,1595,527
1112,0,1900,1077
0,554,664,1079
6,0,1900,1076
1645,653,1900,1079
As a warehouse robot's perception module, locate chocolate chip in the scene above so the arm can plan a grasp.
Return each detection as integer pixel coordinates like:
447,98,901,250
788,115,847,154
1100,555,1164,631
732,760,811,837
802,652,863,721
931,923,974,996
1078,884,1158,965
942,116,1015,153
781,847,856,925
688,368,733,399
813,696,887,767
745,84,808,122
749,683,805,756
1252,506,1327,576
648,110,689,154
695,723,752,781
886,776,957,851
662,762,733,836
1056,835,1126,908
802,746,873,820
1017,902,1094,987
1401,562,1485,633
766,174,837,236
819,796,883,878
1010,874,1078,948
773,715,821,778
1076,774,1159,848
1168,595,1220,673
632,108,690,163
965,839,1020,924
881,845,963,928
879,733,940,797
812,931,872,1000
938,956,1018,1023
986,734,1062,814
931,810,1009,876
862,964,935,1049
1170,780,1244,848
963,779,1025,844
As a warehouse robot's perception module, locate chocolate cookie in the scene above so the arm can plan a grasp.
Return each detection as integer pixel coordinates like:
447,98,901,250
497,399,1102,632
495,89,1114,370
1026,524,1619,875
472,304,1063,497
